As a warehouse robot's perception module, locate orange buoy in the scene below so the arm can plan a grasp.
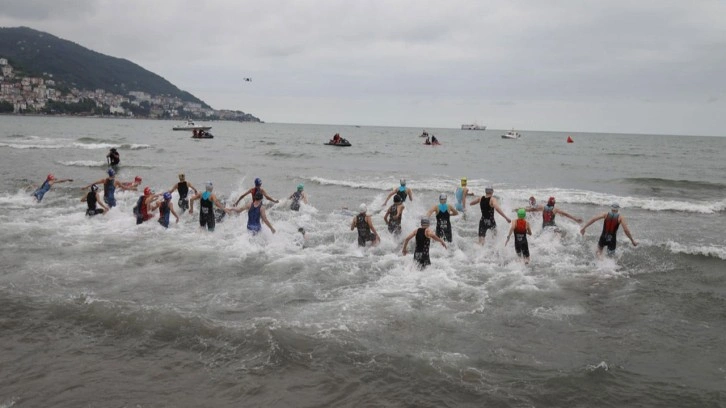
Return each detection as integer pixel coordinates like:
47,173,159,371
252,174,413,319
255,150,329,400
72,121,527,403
567,136,574,143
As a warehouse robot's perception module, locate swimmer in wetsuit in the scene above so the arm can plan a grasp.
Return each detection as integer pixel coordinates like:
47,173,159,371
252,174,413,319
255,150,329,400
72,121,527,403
425,193,459,243
505,208,533,264
383,194,404,235
289,183,309,211
151,192,179,228
233,177,279,207
580,203,638,258
231,191,276,234
168,173,198,212
189,182,228,232
470,186,511,245
32,173,73,202
80,184,109,216
402,217,447,268
350,203,379,247
383,179,414,206
522,196,582,233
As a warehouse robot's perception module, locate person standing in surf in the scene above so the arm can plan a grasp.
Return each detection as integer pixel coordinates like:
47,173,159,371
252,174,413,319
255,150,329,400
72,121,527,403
288,183,308,211
233,177,279,207
505,209,533,264
168,173,198,212
151,192,180,228
232,191,276,234
351,204,379,247
83,168,128,208
383,179,413,206
32,173,73,202
189,182,227,232
80,184,108,216
425,193,459,243
383,194,405,235
580,203,638,257
106,148,120,168
524,196,582,233
402,217,447,268
470,186,511,245
134,187,160,225
454,177,473,214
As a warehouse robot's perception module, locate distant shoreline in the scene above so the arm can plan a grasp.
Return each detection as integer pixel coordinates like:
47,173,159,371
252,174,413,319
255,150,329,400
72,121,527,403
0,112,263,123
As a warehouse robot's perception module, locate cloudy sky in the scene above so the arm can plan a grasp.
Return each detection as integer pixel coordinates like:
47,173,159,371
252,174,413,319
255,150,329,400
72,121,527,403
1,0,725,135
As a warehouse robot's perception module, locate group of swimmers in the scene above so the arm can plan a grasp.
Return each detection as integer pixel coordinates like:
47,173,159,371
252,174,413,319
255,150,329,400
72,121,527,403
353,178,638,268
32,170,637,268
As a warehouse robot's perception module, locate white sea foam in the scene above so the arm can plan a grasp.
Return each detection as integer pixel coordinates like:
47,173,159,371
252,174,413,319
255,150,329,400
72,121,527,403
665,241,726,260
58,160,107,167
309,180,726,214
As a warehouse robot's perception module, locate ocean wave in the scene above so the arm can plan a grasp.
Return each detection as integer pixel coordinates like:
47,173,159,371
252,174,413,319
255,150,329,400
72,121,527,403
504,188,726,214
0,142,65,150
58,160,107,167
619,177,726,191
664,241,726,260
305,179,725,213
1,139,150,151
265,150,307,159
71,142,151,150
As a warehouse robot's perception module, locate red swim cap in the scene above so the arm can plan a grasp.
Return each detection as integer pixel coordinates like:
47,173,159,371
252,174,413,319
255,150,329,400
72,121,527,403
135,176,142,182
144,187,151,195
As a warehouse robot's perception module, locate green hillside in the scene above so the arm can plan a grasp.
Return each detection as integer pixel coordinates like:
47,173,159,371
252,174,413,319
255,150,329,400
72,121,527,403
0,26,209,108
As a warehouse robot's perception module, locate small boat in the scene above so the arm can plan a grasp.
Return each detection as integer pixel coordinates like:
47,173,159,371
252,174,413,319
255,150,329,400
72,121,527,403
191,130,214,139
501,129,521,139
461,123,486,131
173,120,212,131
324,139,351,147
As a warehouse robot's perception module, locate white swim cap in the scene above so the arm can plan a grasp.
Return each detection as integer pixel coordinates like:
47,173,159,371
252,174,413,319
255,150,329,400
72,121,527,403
359,203,367,213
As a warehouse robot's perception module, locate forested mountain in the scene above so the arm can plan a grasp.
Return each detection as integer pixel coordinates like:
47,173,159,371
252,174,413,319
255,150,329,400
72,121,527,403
0,26,209,108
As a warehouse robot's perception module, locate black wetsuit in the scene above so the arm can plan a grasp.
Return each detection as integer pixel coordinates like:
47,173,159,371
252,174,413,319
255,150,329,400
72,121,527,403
387,204,402,235
436,205,452,242
108,151,120,166
199,194,215,231
85,192,104,216
158,201,171,228
513,219,530,258
396,188,408,202
177,181,190,211
478,196,496,237
598,212,620,253
356,214,376,246
413,227,431,268
290,191,303,211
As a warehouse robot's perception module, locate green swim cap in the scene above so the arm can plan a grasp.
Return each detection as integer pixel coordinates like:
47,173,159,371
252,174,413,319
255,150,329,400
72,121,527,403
517,208,526,219
297,183,304,191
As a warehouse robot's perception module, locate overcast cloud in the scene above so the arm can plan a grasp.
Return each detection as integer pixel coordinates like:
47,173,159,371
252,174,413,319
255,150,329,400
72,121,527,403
1,0,725,135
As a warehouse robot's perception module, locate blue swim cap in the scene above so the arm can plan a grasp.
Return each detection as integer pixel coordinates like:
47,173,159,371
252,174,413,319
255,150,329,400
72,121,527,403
163,192,172,201
254,177,262,186
107,168,115,177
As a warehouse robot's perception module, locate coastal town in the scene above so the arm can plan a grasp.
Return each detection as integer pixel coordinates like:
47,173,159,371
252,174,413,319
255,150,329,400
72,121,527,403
0,57,256,121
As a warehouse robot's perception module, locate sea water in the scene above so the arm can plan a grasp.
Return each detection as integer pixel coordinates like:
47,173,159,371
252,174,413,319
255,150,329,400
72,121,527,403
0,116,724,407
